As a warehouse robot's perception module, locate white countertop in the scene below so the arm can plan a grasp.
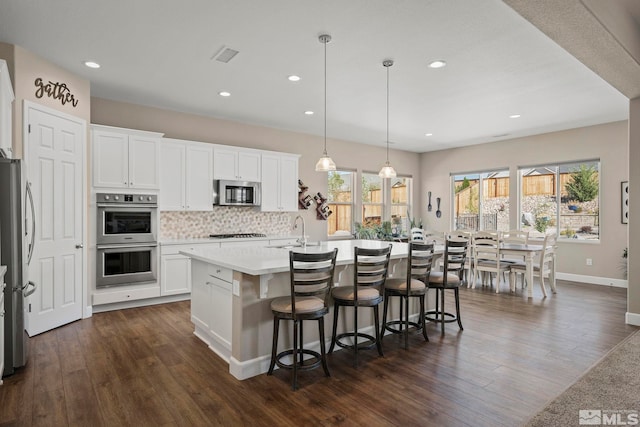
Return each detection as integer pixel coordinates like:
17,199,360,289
180,239,409,276
160,234,301,246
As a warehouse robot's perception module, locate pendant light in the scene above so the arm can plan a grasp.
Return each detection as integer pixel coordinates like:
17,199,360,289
315,34,336,172
379,59,397,178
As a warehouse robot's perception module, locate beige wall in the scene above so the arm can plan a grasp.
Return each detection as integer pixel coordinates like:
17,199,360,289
419,120,629,281
1,44,91,158
90,97,422,241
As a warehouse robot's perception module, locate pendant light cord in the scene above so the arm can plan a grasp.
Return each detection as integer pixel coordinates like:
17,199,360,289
324,37,327,156
386,63,390,163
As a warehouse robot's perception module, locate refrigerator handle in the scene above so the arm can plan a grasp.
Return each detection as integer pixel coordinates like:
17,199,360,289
22,280,37,298
25,181,36,266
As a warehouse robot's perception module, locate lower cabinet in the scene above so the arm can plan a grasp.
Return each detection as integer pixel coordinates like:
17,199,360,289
191,260,232,361
160,243,222,296
160,253,191,296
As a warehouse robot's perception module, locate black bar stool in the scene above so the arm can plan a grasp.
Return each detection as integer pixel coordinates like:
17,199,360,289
329,245,391,366
381,241,434,349
267,248,338,390
425,238,468,334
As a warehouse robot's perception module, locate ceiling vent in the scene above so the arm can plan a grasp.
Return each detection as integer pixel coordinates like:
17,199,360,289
212,46,239,63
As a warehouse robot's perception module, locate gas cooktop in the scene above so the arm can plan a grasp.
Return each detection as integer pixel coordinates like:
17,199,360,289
209,233,267,239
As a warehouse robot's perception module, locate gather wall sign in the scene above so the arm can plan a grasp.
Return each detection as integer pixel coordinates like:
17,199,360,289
34,77,79,107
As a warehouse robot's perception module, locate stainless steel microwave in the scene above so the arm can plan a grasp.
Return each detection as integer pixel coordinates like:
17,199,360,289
213,180,261,206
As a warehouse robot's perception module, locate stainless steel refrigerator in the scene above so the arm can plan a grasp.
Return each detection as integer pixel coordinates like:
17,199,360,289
0,158,35,377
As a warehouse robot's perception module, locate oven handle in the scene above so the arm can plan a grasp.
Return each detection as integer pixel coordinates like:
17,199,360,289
97,204,158,208
97,243,158,250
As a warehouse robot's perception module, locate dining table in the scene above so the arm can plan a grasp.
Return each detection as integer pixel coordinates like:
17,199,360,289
500,243,556,297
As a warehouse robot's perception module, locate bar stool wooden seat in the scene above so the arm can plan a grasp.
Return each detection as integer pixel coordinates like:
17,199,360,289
329,245,391,366
267,248,338,390
381,241,434,349
425,238,468,335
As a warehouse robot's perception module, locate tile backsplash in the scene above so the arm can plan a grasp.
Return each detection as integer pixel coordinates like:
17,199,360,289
160,208,293,239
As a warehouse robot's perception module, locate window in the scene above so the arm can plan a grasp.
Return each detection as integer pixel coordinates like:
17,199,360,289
452,170,510,232
519,160,599,240
327,170,354,237
327,171,413,239
391,176,411,236
362,172,383,226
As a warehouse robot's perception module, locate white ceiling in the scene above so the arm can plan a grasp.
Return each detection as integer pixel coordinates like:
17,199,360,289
0,0,630,153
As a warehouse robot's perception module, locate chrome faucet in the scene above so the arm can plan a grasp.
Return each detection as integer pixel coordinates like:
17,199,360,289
293,215,307,247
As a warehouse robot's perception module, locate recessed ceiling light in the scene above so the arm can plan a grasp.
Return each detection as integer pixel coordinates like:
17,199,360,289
428,60,446,69
84,61,100,69
288,75,301,82
304,111,314,115
509,114,521,119
425,133,433,137
219,91,231,97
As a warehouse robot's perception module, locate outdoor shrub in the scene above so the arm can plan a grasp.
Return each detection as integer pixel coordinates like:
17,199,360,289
565,164,599,202
535,216,550,233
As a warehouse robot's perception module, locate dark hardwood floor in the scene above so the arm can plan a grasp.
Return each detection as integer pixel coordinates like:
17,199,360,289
0,280,636,426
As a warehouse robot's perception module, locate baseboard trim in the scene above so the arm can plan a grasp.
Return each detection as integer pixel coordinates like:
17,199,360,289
92,294,190,313
626,312,640,326
555,273,627,288
226,319,419,381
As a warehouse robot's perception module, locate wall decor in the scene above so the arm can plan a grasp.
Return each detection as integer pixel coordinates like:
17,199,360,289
34,77,79,107
622,181,629,224
314,192,332,220
298,179,312,209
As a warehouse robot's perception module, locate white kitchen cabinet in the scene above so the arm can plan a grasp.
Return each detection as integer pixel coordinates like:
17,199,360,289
190,261,211,333
160,242,221,296
161,253,191,296
0,60,15,158
92,125,163,190
191,260,232,360
261,153,299,212
213,147,261,182
160,139,214,211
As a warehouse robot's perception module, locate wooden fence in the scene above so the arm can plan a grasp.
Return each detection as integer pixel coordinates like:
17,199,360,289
455,173,581,213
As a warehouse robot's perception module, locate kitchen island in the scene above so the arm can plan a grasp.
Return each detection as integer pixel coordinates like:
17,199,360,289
180,239,412,380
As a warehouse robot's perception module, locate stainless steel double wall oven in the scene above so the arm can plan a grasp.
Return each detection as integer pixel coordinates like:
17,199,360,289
96,193,158,288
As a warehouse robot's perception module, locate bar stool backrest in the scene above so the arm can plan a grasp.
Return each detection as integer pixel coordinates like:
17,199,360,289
443,238,468,284
289,249,338,314
354,245,392,296
406,241,435,292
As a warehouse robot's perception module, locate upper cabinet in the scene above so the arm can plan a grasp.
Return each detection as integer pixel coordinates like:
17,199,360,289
92,125,163,190
213,147,261,182
160,138,213,211
261,153,299,212
0,59,15,158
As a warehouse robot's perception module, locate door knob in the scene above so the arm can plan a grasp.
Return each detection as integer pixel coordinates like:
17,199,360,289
75,244,84,249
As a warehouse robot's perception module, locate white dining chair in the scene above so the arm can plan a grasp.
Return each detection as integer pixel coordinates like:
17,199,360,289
501,229,530,285
410,227,425,242
471,231,510,293
509,233,557,296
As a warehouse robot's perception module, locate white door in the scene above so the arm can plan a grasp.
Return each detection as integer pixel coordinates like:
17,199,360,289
25,102,85,336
